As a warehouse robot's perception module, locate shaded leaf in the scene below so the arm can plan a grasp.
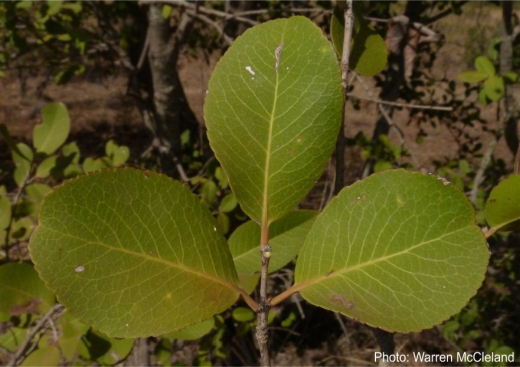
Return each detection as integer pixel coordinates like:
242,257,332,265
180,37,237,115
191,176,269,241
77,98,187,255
0,263,55,316
219,194,237,213
35,156,57,178
232,307,255,322
30,168,240,338
13,143,33,187
229,210,317,291
485,175,520,232
83,157,108,173
25,183,52,205
163,318,215,340
205,16,342,223
295,170,488,333
483,75,505,101
331,5,387,76
1,124,30,161
0,195,11,230
33,102,70,155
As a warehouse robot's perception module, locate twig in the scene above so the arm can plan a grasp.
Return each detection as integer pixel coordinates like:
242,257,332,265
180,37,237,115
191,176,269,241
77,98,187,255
469,132,500,206
347,93,453,111
334,0,354,196
186,10,234,46
8,304,66,367
164,0,258,26
484,226,499,239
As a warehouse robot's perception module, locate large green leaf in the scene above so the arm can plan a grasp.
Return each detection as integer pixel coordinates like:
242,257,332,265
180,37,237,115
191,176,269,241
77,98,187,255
205,16,342,224
295,170,488,333
330,4,387,76
33,102,70,155
485,175,520,232
0,263,55,317
30,168,240,338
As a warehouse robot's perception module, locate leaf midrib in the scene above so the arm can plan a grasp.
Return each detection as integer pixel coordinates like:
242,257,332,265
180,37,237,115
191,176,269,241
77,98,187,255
262,32,287,227
295,225,476,292
44,227,240,293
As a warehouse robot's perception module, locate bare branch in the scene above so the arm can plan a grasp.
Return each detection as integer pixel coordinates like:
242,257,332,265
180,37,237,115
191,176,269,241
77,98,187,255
9,304,66,367
186,9,234,46
348,93,453,111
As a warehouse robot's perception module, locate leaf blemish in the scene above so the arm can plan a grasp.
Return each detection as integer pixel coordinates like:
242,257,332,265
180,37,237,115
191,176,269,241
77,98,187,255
245,66,256,76
75,265,85,273
351,194,366,204
274,41,284,73
330,294,354,309
325,269,334,277
489,199,496,203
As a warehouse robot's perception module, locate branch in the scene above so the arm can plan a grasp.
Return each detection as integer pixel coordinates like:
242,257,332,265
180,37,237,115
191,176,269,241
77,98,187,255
185,9,234,46
334,0,354,196
348,93,453,111
469,131,500,206
8,304,66,367
163,0,258,26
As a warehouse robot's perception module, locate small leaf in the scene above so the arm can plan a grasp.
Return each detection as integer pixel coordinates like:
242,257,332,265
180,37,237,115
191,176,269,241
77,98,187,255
483,75,505,101
0,196,11,230
13,143,34,187
475,56,495,76
162,318,215,340
78,329,134,365
229,210,317,280
502,71,518,83
83,157,108,173
217,212,230,234
232,307,255,322
35,156,57,178
33,102,70,155
1,124,30,161
25,183,52,205
30,168,240,338
112,146,130,167
0,263,55,316
202,180,218,206
219,194,237,213
205,16,342,223
458,71,489,83
331,5,387,76
295,170,489,333
485,175,520,232
62,142,80,164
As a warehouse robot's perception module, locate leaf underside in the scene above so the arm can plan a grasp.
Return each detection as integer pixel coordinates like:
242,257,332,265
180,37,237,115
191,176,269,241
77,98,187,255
295,170,489,333
30,168,239,338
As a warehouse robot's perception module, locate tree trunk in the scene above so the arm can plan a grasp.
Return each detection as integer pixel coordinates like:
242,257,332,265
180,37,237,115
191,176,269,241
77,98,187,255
501,1,520,156
147,4,196,155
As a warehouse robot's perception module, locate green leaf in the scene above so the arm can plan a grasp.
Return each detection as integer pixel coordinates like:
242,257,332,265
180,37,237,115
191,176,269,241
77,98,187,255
229,210,317,286
485,175,520,232
475,56,495,76
83,157,108,173
483,75,505,101
219,194,237,213
1,124,31,161
205,16,342,223
232,307,255,322
295,170,488,333
21,340,61,367
458,70,489,83
78,329,134,365
216,212,230,234
331,5,387,76
0,327,26,352
13,143,34,187
0,195,11,230
0,263,55,316
162,4,173,19
62,141,80,164
30,168,240,338
35,156,57,178
201,180,218,206
33,102,70,155
113,146,130,167
163,318,215,340
502,71,518,83
25,183,52,205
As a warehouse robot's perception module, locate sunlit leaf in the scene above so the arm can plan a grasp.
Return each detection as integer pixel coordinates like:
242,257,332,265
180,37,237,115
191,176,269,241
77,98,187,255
295,170,489,333
458,70,489,83
485,175,520,232
30,168,240,338
475,56,495,76
205,16,342,223
33,102,70,155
